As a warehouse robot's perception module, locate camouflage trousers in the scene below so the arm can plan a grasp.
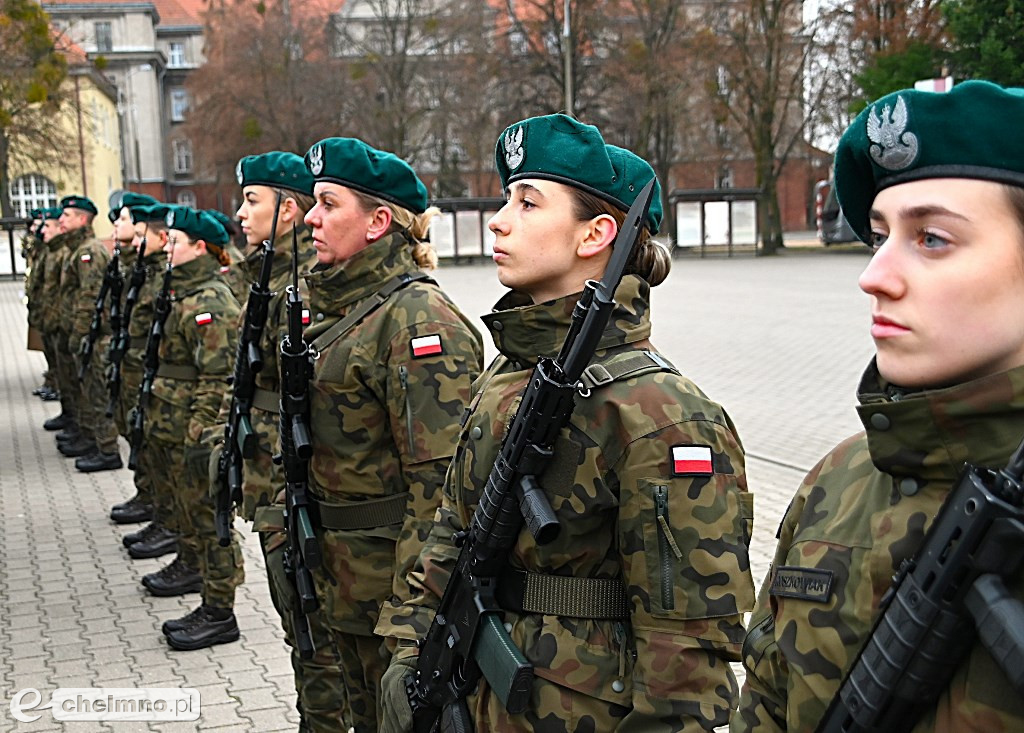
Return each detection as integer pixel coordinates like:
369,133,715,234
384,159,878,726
74,339,119,453
260,530,347,732
115,365,155,510
149,437,244,606
45,329,77,421
333,630,387,733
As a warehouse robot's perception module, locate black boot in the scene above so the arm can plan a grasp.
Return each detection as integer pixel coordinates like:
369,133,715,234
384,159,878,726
43,413,70,431
122,521,160,547
161,603,208,636
127,525,180,559
111,496,153,525
166,605,239,651
143,557,202,597
59,436,96,457
75,451,123,473
41,388,59,401
56,425,81,443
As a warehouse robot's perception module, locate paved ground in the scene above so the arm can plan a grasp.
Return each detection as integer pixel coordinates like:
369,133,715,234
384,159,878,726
0,247,875,731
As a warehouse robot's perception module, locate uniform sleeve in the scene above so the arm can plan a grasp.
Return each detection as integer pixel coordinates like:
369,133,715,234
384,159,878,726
617,416,755,731
733,491,807,733
384,313,483,609
68,251,94,338
185,289,241,444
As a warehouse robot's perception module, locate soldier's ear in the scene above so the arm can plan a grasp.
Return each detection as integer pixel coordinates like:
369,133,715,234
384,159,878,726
576,214,617,260
278,197,299,225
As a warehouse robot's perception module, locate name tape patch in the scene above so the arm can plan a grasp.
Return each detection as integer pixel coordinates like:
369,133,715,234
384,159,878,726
769,566,834,603
411,334,442,358
671,445,714,476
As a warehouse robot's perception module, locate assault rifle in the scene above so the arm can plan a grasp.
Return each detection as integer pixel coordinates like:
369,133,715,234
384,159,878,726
215,192,282,546
107,231,150,418
815,435,1024,733
127,235,175,471
277,223,321,659
78,241,122,379
407,178,657,732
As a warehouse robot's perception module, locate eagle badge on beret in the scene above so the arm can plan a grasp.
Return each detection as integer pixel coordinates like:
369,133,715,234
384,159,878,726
309,144,324,176
867,96,919,171
165,210,176,227
504,126,524,171
236,158,244,185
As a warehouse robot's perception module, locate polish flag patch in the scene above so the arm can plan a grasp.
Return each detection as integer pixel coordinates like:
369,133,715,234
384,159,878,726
302,309,311,325
672,445,714,476
411,334,442,358
194,312,213,326
220,265,230,274
80,253,92,263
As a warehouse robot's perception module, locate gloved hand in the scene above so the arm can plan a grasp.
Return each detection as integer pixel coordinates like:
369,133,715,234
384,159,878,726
183,440,212,483
379,647,418,733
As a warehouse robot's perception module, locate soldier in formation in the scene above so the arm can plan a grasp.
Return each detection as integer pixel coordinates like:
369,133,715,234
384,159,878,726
377,114,755,731
25,207,62,401
733,80,1024,731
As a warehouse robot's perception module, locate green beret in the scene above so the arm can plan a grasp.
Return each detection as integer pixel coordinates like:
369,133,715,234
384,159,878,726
109,192,160,222
835,80,1024,243
165,205,229,246
204,209,236,235
495,114,662,234
40,207,62,221
60,195,97,216
131,203,171,225
29,207,42,220
237,151,314,196
304,138,428,214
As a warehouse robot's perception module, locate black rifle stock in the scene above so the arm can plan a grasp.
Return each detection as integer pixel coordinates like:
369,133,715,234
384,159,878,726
815,436,1024,733
408,178,657,733
215,194,282,546
107,233,149,418
277,223,320,659
127,236,175,472
79,242,121,380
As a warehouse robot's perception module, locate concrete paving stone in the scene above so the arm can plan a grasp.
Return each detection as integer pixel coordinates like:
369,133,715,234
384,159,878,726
126,648,181,668
234,625,285,648
84,660,135,681
85,631,127,650
190,684,235,707
5,587,41,605
45,641,90,663
235,641,287,666
223,669,273,693
48,658,93,679
81,617,121,635
212,651,258,674
172,665,233,689
238,707,297,731
43,629,89,648
135,665,186,687
8,625,46,644
231,685,283,712
10,641,50,660
6,654,50,675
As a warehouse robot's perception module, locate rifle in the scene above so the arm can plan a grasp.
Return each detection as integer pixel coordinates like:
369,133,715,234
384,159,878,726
107,230,150,418
815,435,1024,733
78,241,121,380
407,178,657,733
277,222,321,659
127,234,176,471
215,192,283,546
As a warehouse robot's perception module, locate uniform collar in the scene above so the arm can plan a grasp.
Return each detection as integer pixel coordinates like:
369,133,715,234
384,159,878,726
170,254,220,293
857,360,1024,482
241,227,313,284
480,275,652,365
304,232,419,313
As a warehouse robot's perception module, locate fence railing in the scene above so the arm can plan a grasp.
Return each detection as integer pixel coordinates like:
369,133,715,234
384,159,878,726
0,218,30,279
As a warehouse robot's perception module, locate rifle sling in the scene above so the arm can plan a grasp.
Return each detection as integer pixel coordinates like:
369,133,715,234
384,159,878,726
130,336,148,350
156,363,199,381
308,271,432,353
252,492,409,532
496,567,629,620
251,387,280,414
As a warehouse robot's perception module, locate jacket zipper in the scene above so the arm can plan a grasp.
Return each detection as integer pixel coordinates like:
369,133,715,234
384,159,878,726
742,612,776,663
654,485,682,610
399,365,415,455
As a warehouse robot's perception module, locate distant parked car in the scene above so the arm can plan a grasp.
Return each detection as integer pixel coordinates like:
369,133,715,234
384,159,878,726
814,179,858,245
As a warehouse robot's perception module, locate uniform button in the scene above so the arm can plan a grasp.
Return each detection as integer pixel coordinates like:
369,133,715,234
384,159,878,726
315,312,325,322
869,413,890,430
491,320,503,331
900,477,920,496
469,426,483,440
611,680,625,693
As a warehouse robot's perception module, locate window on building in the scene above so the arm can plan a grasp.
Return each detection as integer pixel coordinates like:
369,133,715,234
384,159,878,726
8,174,58,217
176,190,197,208
173,139,193,174
168,42,186,67
95,21,112,53
170,89,188,122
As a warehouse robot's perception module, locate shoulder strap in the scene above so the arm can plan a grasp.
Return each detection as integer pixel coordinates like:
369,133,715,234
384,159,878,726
578,349,678,392
309,271,432,353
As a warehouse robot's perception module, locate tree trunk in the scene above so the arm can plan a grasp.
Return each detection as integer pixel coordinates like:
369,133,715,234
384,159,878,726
0,133,11,219
755,152,784,255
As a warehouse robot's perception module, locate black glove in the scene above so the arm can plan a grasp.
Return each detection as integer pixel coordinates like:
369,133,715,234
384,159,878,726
380,649,418,733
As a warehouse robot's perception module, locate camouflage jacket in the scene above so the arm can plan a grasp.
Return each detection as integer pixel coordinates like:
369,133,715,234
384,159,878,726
220,241,250,304
213,227,319,520
59,228,110,340
733,361,1024,733
147,255,240,446
39,230,76,331
303,232,483,634
376,275,756,730
122,247,169,375
25,235,47,329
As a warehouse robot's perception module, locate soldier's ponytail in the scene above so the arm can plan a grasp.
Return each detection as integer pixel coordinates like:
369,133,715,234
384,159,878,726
352,190,440,271
206,242,232,267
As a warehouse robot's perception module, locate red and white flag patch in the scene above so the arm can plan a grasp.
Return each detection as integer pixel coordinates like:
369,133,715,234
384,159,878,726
194,312,213,326
672,445,714,476
219,265,230,274
80,253,92,263
411,334,443,358
301,308,311,325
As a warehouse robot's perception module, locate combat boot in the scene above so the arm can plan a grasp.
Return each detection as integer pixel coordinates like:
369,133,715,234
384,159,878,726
127,524,179,559
59,436,96,457
111,496,153,525
41,388,59,401
55,424,80,442
43,413,70,431
75,451,124,473
143,557,201,597
165,605,239,651
161,603,209,635
122,521,161,547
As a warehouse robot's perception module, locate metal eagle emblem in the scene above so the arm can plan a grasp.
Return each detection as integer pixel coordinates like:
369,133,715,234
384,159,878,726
867,96,919,171
165,210,175,227
309,144,324,176
504,126,524,171
235,158,244,185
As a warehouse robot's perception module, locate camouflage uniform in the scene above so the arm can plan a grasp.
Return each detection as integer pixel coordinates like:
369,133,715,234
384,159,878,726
302,232,483,732
40,229,78,420
62,233,120,455
733,361,1024,732
377,275,756,731
146,254,244,608
216,228,346,731
25,231,52,385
